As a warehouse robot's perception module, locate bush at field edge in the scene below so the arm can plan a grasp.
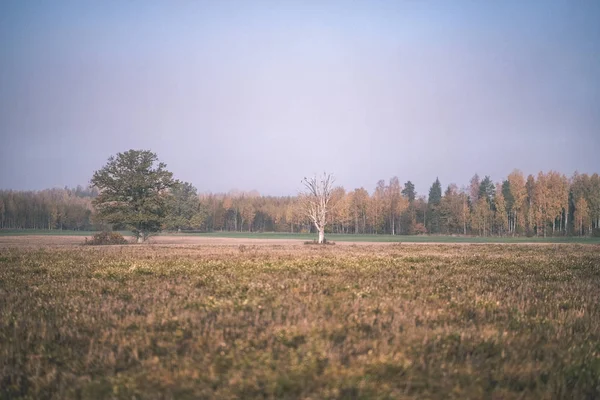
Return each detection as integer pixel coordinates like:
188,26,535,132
84,231,129,245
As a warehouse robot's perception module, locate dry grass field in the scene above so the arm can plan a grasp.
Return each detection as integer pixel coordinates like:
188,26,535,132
1,238,599,399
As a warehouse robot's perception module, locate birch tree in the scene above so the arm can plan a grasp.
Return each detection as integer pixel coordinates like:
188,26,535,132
494,185,508,235
508,170,527,234
350,188,369,234
574,197,589,236
386,177,404,235
300,173,335,244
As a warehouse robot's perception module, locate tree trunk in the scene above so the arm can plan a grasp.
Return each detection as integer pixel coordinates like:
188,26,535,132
318,228,325,244
559,214,562,234
137,232,144,243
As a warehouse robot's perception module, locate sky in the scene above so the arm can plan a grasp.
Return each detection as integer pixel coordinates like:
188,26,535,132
1,0,599,196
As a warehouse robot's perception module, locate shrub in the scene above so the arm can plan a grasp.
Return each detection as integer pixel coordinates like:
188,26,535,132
84,232,129,245
304,239,336,245
526,230,536,238
413,223,427,235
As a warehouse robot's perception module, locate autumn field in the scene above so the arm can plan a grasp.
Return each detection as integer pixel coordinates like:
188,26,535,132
1,242,599,399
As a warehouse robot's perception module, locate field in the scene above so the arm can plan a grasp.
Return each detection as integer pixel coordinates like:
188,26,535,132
1,229,600,244
1,238,599,399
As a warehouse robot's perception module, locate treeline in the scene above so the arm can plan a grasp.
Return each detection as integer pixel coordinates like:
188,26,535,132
0,186,97,230
2,171,599,236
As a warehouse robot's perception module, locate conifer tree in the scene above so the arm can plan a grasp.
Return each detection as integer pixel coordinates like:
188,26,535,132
427,178,442,234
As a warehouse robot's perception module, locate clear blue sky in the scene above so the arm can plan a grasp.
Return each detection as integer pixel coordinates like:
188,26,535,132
1,0,599,195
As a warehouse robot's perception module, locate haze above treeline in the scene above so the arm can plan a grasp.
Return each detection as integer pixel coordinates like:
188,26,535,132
1,1,599,195
0,166,597,201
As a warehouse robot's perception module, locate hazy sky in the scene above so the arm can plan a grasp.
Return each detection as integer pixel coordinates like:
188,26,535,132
1,1,599,196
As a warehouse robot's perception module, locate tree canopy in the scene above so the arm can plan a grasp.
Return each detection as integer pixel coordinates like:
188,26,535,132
300,173,335,243
427,178,442,233
91,150,175,242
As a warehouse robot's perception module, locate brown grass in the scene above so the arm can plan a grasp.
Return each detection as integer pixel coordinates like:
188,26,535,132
1,242,599,399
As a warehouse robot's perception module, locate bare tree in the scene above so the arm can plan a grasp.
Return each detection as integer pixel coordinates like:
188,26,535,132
301,173,335,244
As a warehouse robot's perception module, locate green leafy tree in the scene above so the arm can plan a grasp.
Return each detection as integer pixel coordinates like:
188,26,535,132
91,150,175,243
190,201,209,231
475,176,496,234
427,178,442,234
501,180,514,233
440,184,470,235
164,181,201,231
400,181,417,234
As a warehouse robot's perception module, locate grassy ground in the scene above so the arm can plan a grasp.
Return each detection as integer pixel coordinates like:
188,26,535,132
1,243,599,399
171,231,600,244
1,229,599,243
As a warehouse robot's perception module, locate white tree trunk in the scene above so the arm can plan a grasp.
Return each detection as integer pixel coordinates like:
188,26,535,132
301,173,334,245
137,233,144,244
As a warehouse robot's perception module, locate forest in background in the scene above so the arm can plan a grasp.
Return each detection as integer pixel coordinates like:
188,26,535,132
1,170,599,237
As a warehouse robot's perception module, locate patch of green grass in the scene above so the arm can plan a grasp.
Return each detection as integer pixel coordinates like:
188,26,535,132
1,244,599,399
173,231,600,244
2,229,599,243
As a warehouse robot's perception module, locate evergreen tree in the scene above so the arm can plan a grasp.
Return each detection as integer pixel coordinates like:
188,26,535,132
427,178,442,233
401,181,416,203
478,176,496,205
501,180,514,233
